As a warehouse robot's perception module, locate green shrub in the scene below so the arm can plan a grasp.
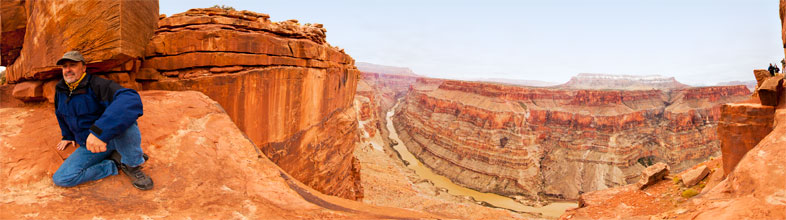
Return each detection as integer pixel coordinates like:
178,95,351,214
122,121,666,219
681,188,699,198
672,176,682,185
637,156,655,167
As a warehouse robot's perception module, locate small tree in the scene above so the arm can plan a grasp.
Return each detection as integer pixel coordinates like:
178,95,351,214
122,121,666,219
211,4,235,11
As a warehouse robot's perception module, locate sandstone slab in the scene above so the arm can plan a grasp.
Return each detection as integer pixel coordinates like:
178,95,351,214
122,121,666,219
5,0,158,83
680,165,709,187
146,29,294,57
11,80,44,101
637,162,669,190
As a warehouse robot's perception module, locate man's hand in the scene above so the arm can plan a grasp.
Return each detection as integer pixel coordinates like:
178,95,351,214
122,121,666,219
86,133,107,153
56,140,74,151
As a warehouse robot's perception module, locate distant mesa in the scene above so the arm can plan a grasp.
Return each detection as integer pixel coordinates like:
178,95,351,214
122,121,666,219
715,80,756,92
558,73,689,90
356,62,419,77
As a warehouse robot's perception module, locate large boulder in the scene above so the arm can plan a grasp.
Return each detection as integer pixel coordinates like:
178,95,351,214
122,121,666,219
636,162,669,190
717,103,775,175
680,165,710,187
0,90,438,219
10,80,44,102
757,75,783,106
3,0,158,84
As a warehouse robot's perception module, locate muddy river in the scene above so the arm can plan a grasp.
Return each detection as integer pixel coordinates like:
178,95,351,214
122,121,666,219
385,103,577,218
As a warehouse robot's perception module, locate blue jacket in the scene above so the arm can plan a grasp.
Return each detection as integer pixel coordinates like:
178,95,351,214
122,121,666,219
55,74,143,147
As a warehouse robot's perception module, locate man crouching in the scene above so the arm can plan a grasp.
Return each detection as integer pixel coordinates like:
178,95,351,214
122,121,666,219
52,51,153,190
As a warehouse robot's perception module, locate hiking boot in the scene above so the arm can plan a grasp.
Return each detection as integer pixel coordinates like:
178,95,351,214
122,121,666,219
119,163,154,190
108,151,153,190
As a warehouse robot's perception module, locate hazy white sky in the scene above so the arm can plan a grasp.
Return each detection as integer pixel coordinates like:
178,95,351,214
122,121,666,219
154,1,786,84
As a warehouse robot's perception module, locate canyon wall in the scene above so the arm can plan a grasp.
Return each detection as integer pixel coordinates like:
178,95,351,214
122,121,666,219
393,79,751,200
2,3,362,200
562,87,785,220
139,9,362,200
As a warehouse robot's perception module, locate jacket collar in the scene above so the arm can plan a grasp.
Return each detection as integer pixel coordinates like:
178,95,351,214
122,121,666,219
56,73,92,92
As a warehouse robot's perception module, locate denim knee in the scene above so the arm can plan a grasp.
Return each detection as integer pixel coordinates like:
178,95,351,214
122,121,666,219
52,170,78,187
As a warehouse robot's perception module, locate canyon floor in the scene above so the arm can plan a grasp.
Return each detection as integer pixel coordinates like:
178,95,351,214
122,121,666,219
353,135,535,219
352,94,538,219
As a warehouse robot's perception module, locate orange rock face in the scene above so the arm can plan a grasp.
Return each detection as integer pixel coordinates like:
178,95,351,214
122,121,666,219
3,0,159,83
717,103,774,175
0,0,26,66
0,91,441,219
138,8,362,200
394,79,751,200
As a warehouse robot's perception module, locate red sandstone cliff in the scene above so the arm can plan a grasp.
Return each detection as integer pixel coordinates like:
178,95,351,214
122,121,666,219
1,3,362,200
139,8,362,200
393,79,751,200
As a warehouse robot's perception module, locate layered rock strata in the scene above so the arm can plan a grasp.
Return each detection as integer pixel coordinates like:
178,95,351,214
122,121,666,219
137,8,362,200
562,94,786,220
394,79,751,200
2,0,158,83
0,90,440,219
356,72,434,144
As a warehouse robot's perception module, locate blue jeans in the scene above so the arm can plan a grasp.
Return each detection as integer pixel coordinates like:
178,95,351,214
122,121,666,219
52,123,145,187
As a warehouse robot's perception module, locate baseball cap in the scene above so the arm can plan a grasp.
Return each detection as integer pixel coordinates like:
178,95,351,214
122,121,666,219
56,51,86,65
